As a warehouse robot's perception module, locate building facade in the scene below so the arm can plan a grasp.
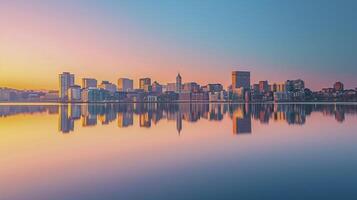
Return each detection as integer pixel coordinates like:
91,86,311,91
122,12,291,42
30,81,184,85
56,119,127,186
68,85,81,101
117,78,133,92
232,71,250,90
82,78,97,89
59,72,75,100
99,81,117,93
176,73,182,93
259,81,269,93
139,78,151,92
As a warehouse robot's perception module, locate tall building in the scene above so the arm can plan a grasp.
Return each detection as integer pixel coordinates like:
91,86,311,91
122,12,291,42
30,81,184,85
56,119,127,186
232,71,250,90
82,78,97,89
59,72,75,100
117,78,133,92
333,81,344,91
139,78,151,92
176,73,182,93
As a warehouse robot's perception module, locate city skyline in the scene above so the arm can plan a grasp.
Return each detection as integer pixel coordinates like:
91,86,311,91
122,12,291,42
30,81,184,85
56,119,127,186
1,70,356,103
2,1,357,199
1,1,357,90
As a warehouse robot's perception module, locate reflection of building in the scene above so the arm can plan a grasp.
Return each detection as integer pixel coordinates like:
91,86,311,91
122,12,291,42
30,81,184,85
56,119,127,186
59,72,75,100
334,110,345,122
232,105,251,134
69,104,81,119
117,112,134,127
176,112,182,134
139,112,151,127
1,103,356,136
59,105,74,133
82,115,97,126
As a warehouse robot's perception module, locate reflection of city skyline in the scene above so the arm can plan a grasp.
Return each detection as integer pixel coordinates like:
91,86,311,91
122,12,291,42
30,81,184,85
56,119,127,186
1,103,357,134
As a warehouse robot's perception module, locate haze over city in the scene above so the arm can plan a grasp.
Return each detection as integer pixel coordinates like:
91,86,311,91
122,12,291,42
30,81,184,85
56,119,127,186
1,0,356,90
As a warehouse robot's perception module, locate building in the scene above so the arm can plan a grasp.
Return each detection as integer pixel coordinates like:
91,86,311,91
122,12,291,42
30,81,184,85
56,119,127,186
182,82,200,93
99,81,117,93
259,81,269,93
209,92,222,101
117,78,133,92
147,95,158,102
139,78,151,92
59,72,74,100
274,92,291,102
176,73,182,93
41,90,59,101
81,88,108,102
271,83,286,92
82,78,97,89
166,83,176,92
233,87,245,100
252,84,260,93
285,79,305,92
333,82,344,91
232,71,250,90
68,85,81,101
202,84,223,93
152,81,163,94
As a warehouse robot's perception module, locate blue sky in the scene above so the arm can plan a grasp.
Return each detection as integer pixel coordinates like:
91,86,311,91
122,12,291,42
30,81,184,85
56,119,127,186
1,0,356,89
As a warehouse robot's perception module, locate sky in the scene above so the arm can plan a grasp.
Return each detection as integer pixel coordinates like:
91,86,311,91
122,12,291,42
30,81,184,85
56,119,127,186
0,0,356,90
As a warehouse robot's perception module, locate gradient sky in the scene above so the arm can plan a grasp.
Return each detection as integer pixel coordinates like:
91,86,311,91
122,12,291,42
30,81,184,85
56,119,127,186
0,0,356,90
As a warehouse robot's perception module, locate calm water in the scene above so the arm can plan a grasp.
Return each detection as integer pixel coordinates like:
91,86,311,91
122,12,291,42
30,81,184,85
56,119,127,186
1,103,357,200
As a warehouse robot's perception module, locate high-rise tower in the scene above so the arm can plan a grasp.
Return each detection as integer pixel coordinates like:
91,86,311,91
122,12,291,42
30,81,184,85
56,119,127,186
176,73,182,93
59,72,75,100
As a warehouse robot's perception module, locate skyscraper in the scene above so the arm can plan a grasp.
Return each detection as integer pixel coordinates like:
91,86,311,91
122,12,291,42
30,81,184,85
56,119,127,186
82,78,97,89
118,78,133,92
232,71,250,90
176,73,182,93
59,72,75,100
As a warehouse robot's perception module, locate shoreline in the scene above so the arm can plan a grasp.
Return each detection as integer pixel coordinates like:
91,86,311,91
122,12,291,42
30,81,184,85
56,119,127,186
0,101,357,105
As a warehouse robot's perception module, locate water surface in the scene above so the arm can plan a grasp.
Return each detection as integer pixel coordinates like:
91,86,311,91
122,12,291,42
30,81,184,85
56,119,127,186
1,103,357,200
